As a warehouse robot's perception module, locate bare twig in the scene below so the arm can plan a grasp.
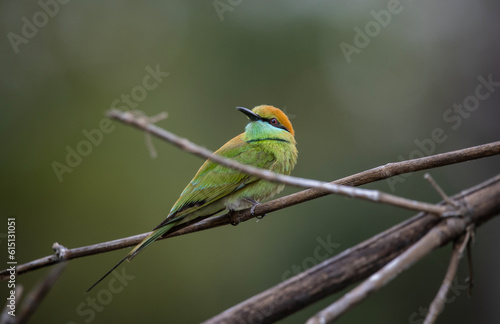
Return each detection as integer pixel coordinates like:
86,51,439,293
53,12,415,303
425,173,460,208
466,228,475,297
136,110,168,158
423,226,472,324
0,233,148,281
107,109,453,216
15,262,67,324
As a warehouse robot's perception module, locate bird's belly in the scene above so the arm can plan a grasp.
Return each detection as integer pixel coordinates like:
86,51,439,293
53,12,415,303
224,181,284,211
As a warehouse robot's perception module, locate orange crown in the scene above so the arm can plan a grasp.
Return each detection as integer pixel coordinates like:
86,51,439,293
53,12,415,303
252,105,295,136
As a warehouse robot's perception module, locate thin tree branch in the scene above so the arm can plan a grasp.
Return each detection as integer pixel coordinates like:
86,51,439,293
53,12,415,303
0,136,498,280
423,226,471,324
466,229,475,297
202,174,500,324
15,262,67,324
425,173,460,208
106,109,454,216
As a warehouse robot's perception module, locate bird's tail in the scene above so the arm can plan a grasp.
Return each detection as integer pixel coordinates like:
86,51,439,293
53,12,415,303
86,222,176,292
125,222,176,261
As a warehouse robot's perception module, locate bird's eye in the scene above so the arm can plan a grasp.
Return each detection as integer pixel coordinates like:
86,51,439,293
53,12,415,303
269,118,279,125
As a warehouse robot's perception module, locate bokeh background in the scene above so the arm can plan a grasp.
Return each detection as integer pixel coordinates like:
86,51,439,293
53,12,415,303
1,1,500,323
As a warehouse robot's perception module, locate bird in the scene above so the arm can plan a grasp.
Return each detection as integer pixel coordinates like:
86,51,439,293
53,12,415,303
87,105,298,291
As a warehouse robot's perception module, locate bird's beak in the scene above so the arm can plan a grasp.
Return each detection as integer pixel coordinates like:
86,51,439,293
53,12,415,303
236,107,261,121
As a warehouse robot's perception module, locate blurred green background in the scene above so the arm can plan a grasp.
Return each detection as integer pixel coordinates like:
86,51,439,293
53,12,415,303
1,1,500,323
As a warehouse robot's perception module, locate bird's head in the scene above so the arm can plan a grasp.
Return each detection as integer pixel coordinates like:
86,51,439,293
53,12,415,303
237,105,295,141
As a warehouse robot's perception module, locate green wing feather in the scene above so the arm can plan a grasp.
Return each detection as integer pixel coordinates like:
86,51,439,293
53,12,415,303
157,136,277,228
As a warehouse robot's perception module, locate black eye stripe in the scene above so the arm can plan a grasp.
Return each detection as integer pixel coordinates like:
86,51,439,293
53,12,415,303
261,117,289,133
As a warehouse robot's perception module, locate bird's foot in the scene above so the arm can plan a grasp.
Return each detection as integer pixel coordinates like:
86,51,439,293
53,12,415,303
244,198,266,219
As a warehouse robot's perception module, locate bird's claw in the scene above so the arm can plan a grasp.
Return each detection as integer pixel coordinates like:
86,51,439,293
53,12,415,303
250,204,258,216
245,198,266,220
250,204,266,219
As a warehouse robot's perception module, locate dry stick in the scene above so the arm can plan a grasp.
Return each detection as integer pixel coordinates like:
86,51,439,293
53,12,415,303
106,109,449,216
466,234,475,297
425,173,460,208
202,175,500,324
423,227,471,324
136,110,168,158
15,262,67,324
0,140,499,281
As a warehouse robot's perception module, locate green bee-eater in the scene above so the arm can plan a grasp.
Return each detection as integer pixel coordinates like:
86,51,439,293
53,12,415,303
88,105,297,291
